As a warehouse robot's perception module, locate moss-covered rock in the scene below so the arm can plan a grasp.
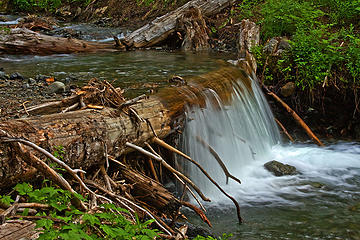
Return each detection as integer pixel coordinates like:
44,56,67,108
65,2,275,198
264,160,298,176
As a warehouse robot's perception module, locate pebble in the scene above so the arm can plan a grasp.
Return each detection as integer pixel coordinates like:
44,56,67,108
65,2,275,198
10,72,24,80
0,71,7,80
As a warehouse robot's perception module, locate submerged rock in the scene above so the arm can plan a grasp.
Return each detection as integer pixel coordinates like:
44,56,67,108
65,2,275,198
264,160,298,176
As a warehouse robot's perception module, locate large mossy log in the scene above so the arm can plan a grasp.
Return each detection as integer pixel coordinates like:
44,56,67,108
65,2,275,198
0,28,120,55
0,66,249,187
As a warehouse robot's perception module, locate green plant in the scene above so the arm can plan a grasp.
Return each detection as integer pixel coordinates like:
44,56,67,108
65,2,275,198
193,233,233,240
13,0,91,11
8,183,159,240
259,0,324,39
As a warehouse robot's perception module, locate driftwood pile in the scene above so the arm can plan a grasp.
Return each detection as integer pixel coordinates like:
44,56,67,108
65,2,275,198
0,67,246,239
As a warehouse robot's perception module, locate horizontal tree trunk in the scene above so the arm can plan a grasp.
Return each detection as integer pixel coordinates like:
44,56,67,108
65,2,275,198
123,0,235,48
0,28,121,55
0,66,247,187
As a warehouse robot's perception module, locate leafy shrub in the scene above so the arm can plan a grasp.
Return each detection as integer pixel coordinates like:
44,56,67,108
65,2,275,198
12,0,91,11
259,0,323,39
6,183,159,240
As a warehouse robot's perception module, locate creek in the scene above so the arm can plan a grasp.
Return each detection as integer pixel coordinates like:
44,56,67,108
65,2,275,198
1,20,360,240
180,68,360,239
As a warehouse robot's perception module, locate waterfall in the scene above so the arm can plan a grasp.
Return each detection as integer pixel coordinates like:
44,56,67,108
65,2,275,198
179,72,281,200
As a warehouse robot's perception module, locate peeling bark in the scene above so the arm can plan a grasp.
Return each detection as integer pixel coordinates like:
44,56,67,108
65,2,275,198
0,28,122,55
123,0,235,48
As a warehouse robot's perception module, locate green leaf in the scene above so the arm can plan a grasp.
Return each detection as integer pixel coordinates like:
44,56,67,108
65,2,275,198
36,218,54,230
15,182,33,195
82,214,100,226
0,195,14,205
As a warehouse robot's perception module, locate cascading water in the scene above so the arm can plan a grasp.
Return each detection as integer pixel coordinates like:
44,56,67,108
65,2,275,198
180,71,281,200
179,67,360,239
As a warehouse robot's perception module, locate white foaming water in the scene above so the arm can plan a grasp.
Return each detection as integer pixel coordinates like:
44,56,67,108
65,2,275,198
180,74,280,200
181,75,360,207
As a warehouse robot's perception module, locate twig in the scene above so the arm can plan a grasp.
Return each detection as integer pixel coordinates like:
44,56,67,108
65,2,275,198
104,143,109,171
153,136,242,184
274,118,294,142
263,86,324,146
0,195,20,224
180,201,212,227
62,102,79,113
10,215,65,223
22,101,30,115
120,94,146,108
100,165,113,192
145,142,206,212
152,137,243,224
194,136,241,185
125,142,210,202
144,143,159,181
0,136,112,208
85,180,173,236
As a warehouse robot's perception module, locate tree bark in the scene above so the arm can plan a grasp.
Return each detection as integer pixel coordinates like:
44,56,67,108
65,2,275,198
0,66,246,187
123,0,235,48
0,28,122,55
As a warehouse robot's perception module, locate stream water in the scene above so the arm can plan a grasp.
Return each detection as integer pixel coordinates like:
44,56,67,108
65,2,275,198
181,75,360,239
1,19,360,239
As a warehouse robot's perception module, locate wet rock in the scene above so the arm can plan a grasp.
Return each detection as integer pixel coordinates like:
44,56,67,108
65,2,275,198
28,78,36,85
309,182,325,189
9,72,24,80
22,83,30,89
263,38,279,54
164,181,176,193
264,160,298,176
280,82,296,97
49,28,82,39
349,202,360,212
162,219,212,239
278,38,291,51
0,71,7,80
47,81,66,94
35,74,51,82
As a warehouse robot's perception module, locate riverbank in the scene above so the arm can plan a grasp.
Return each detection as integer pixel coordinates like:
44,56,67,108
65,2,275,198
2,0,359,141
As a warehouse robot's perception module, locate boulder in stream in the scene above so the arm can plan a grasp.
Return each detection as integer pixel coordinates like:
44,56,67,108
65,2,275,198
264,160,298,176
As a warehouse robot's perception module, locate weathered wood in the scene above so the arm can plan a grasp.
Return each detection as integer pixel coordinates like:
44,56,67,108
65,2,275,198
0,66,248,187
123,0,235,48
237,19,260,75
177,7,210,51
114,160,180,215
0,220,38,240
0,28,122,55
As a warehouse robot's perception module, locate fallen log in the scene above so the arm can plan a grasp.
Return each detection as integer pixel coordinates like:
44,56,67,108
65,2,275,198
123,0,235,48
0,66,247,187
0,28,122,55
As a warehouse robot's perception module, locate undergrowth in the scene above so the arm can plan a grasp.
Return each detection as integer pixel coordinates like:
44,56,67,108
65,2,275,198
236,0,360,90
12,0,91,11
0,182,231,239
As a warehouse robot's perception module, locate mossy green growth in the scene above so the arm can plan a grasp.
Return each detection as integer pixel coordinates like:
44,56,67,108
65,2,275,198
1,183,232,239
237,0,360,90
12,0,91,12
